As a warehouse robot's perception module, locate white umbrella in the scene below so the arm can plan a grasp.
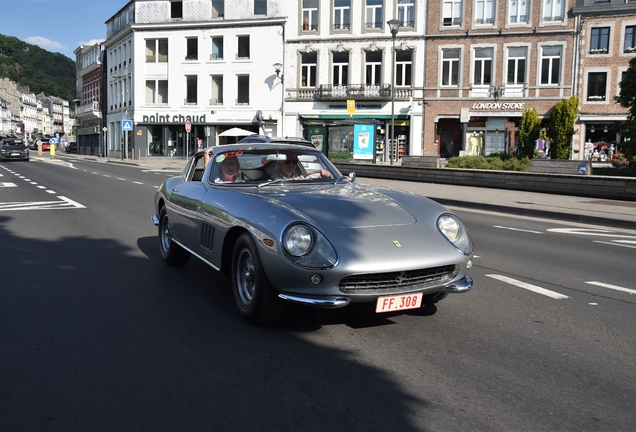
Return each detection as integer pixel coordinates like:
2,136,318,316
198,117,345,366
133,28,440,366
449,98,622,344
218,127,257,137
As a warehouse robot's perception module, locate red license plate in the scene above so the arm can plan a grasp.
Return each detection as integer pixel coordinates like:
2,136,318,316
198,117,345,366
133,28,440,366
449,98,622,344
375,292,423,313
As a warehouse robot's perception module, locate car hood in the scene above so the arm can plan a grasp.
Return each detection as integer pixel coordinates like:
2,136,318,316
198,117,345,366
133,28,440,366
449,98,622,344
2,145,27,150
258,183,419,228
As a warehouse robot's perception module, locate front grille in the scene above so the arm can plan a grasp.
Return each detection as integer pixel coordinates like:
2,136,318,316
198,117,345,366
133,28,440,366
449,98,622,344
338,265,457,295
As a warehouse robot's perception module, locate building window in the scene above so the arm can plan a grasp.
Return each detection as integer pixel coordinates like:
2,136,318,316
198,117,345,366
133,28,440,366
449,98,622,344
211,75,223,105
506,47,527,84
397,0,415,28
442,48,460,86
365,0,383,29
186,37,198,60
301,52,317,87
333,52,349,85
590,27,610,54
237,75,250,104
365,51,382,85
542,0,564,22
587,72,607,101
624,25,636,53
145,80,168,104
395,51,412,86
146,39,168,63
254,0,267,15
237,36,250,59
211,37,223,60
186,75,197,104
334,0,351,30
540,46,562,85
212,0,224,18
508,0,528,24
473,48,493,85
303,0,319,31
443,0,462,27
475,0,495,25
171,1,183,19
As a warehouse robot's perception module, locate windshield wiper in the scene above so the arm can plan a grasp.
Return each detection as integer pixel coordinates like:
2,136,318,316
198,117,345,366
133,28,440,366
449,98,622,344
257,178,295,189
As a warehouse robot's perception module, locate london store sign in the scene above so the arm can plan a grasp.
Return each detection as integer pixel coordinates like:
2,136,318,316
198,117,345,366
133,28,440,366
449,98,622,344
471,102,525,110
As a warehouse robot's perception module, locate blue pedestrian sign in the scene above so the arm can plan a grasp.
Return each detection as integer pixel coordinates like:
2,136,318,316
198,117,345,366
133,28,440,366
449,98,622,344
122,120,133,131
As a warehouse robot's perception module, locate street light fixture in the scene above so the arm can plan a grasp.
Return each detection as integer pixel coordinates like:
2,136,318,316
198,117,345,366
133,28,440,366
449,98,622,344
272,63,285,136
387,18,401,165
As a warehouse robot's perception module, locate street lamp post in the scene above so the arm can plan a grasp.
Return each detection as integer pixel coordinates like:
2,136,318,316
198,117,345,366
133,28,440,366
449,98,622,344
388,19,401,165
273,62,285,136
112,75,127,160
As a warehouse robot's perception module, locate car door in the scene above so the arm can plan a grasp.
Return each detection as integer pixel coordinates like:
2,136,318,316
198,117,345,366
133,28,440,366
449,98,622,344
166,155,209,251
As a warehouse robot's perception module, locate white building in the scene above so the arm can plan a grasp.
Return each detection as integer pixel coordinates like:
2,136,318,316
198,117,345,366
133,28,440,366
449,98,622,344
279,0,425,161
104,0,286,159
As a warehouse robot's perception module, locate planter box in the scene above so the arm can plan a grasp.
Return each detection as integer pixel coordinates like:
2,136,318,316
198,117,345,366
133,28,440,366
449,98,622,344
530,159,590,175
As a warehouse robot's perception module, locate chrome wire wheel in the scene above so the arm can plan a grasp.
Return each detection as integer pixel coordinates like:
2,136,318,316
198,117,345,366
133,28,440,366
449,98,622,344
158,206,190,266
160,213,172,253
236,248,255,306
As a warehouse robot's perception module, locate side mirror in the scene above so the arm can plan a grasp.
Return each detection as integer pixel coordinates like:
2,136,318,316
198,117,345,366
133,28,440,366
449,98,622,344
348,172,356,183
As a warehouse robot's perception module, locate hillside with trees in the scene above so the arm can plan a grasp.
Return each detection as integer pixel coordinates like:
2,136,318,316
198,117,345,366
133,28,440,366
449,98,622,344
0,34,75,101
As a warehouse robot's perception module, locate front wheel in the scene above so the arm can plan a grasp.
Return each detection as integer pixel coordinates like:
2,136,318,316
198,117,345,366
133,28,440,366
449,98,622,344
158,206,190,266
232,233,285,324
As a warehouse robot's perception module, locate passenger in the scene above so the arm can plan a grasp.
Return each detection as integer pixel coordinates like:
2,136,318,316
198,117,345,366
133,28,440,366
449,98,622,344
271,150,332,180
214,154,241,183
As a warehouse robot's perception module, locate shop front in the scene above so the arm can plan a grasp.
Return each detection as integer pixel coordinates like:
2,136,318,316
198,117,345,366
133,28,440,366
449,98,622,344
127,111,262,159
301,114,411,163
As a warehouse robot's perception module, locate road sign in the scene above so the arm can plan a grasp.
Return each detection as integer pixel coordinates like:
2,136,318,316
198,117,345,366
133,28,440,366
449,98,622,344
122,120,133,131
185,121,191,133
49,138,58,144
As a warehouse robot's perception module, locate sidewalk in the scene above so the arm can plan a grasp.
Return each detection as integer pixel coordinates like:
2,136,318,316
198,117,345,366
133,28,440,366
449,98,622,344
52,153,636,230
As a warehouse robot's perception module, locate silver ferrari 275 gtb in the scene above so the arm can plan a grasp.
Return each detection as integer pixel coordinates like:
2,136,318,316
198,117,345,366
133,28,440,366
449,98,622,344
153,138,473,324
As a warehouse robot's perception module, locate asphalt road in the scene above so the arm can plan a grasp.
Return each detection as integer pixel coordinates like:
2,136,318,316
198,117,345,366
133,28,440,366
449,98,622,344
1,158,634,431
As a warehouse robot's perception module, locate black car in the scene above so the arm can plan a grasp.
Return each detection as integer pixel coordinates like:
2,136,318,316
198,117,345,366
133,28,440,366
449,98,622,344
66,142,77,153
0,138,30,162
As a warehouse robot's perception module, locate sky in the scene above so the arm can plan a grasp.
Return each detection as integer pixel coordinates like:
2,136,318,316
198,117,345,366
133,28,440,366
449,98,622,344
1,0,128,60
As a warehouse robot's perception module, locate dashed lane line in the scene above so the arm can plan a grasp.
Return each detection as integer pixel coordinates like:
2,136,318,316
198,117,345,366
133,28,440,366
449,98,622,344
585,281,636,295
486,274,570,299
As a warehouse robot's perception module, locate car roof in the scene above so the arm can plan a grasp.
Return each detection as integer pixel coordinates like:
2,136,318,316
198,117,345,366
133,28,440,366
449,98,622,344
237,135,314,147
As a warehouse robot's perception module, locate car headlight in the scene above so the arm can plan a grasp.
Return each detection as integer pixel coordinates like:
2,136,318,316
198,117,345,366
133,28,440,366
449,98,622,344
437,214,473,255
282,223,338,269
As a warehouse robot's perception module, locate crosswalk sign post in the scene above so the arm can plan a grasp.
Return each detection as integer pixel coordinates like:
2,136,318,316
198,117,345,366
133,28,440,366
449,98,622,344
122,120,133,160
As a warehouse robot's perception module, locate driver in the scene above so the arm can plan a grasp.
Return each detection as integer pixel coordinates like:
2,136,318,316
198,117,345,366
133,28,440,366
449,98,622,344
271,151,331,180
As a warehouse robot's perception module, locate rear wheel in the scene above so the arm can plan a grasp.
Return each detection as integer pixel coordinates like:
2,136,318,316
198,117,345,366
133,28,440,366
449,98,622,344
158,206,190,266
232,233,285,324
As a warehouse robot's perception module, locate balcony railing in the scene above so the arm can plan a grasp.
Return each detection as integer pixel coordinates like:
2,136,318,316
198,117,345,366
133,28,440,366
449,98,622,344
315,84,392,100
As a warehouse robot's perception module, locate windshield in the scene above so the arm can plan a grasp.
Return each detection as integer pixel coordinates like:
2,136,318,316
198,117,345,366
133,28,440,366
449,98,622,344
2,140,24,147
209,148,341,184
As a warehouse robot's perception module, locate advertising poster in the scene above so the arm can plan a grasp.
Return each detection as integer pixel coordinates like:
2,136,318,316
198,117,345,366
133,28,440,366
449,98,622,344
353,124,374,160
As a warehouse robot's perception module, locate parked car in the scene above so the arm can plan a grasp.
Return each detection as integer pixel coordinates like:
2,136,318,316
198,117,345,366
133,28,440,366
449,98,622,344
152,141,474,324
0,137,30,162
66,142,77,152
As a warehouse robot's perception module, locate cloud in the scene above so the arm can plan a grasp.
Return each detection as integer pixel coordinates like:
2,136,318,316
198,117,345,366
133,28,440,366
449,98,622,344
78,38,106,47
24,36,66,51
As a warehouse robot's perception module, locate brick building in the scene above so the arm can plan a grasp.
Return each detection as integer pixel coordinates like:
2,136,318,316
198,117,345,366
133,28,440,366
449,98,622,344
423,0,577,159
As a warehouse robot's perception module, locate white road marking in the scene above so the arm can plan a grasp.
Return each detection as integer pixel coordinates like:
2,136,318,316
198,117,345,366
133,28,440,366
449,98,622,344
548,228,636,240
493,225,543,234
103,174,111,178
1,182,17,187
58,196,86,209
0,197,85,211
593,241,636,249
46,190,56,194
133,181,144,185
585,281,636,295
37,185,46,189
117,178,126,181
486,274,570,299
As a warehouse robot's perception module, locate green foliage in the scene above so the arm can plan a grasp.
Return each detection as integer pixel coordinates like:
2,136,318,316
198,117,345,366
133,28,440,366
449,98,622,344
518,108,542,159
445,155,531,171
0,34,76,101
328,151,352,162
545,95,579,159
614,56,636,165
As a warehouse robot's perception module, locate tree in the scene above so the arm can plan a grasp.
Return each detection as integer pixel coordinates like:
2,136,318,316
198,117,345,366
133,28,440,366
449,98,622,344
545,95,579,159
518,107,542,159
614,56,636,164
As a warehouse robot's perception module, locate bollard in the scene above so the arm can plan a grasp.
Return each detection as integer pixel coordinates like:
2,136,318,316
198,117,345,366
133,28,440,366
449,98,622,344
50,144,56,158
